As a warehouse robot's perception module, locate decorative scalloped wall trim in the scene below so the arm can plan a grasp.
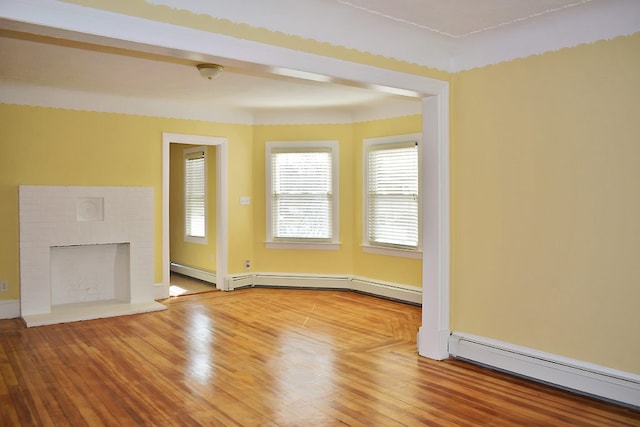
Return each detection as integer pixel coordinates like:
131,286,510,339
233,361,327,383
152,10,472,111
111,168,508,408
62,0,640,72
0,83,422,125
0,82,254,124
449,0,640,72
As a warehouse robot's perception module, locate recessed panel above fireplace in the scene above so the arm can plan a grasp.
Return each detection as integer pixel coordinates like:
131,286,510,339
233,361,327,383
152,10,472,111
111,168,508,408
76,197,104,222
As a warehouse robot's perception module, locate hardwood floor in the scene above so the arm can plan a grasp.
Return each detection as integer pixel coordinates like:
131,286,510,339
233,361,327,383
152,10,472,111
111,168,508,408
1,287,638,426
170,272,217,296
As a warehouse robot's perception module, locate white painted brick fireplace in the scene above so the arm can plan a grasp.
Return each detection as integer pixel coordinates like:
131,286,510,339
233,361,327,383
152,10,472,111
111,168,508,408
19,186,165,326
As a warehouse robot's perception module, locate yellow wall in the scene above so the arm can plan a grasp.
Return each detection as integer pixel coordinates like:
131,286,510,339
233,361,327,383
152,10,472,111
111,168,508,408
0,105,419,302
450,34,640,373
0,105,253,297
169,144,217,271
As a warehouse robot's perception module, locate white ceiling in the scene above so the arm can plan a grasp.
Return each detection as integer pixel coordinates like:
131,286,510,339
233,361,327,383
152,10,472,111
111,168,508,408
0,35,401,111
330,0,593,38
0,0,637,123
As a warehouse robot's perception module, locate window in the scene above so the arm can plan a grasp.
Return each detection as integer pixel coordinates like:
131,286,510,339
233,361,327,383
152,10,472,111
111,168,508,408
184,146,207,244
364,134,421,256
266,141,339,249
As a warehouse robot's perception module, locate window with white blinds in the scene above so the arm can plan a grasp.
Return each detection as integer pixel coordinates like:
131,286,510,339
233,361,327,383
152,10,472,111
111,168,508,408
184,146,207,244
266,141,339,247
364,135,420,251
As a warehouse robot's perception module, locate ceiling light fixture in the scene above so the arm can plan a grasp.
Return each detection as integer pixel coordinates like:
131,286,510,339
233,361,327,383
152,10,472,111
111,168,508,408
197,63,224,80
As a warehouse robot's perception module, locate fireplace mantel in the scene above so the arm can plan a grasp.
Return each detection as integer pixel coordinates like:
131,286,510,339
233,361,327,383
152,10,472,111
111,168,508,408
19,185,165,326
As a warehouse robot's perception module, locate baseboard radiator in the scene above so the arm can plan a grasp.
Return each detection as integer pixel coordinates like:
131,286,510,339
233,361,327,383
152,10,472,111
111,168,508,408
0,300,20,320
224,272,422,305
224,274,253,290
350,276,422,305
170,262,216,284
448,332,640,409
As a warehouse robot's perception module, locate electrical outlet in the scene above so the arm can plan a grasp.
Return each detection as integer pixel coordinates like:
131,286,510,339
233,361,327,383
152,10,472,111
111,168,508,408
0,280,7,292
244,260,251,270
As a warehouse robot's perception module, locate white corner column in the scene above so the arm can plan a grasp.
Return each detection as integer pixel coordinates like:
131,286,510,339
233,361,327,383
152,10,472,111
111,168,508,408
418,93,450,360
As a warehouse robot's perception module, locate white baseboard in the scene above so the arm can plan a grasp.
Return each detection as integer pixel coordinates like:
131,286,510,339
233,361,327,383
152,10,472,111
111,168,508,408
225,272,421,305
223,274,253,290
449,332,640,409
417,327,451,360
170,262,217,284
0,299,20,319
351,276,422,305
154,283,165,300
253,273,350,289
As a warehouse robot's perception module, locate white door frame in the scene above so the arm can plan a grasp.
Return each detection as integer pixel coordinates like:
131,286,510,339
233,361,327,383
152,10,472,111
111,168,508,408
162,133,228,297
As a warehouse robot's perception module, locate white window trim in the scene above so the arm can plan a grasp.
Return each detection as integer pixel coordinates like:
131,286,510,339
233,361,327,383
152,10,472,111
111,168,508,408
361,244,422,259
363,133,422,259
184,145,208,245
266,140,340,250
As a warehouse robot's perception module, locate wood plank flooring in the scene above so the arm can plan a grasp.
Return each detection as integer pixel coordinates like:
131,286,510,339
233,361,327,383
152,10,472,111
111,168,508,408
169,272,217,296
1,286,639,426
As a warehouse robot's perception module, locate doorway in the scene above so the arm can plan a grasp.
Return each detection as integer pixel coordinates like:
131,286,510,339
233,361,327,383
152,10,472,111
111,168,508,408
162,133,228,299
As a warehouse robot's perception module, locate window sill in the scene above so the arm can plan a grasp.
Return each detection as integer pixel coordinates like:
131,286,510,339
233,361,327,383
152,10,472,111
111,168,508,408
266,241,341,250
185,236,208,245
361,244,422,259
